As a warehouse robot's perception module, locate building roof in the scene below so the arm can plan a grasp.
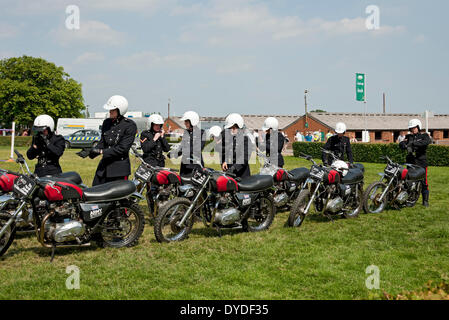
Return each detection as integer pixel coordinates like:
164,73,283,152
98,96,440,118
309,112,449,130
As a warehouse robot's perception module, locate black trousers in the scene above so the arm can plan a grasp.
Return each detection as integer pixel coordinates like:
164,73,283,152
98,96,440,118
93,174,128,186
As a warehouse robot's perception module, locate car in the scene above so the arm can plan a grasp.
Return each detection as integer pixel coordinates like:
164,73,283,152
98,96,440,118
64,129,101,149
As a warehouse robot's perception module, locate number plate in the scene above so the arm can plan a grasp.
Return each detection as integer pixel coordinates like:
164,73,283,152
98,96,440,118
13,175,36,198
310,168,325,180
384,165,397,175
191,170,207,186
135,164,152,182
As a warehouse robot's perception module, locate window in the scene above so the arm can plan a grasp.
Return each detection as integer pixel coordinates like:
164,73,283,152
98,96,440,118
72,130,85,137
444,130,449,139
355,131,363,141
375,131,382,141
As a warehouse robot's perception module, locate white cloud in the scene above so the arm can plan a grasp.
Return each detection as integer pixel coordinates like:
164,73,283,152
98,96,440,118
74,52,105,64
116,51,207,69
51,20,126,46
217,62,252,74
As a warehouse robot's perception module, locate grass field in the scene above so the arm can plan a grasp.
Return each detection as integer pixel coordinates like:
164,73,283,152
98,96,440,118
0,146,448,300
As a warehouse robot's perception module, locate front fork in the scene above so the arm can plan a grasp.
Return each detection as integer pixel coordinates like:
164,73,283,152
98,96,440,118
177,177,210,227
378,176,394,202
0,200,27,237
304,181,321,215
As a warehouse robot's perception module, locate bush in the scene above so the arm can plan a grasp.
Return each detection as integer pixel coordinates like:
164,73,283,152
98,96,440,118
292,142,449,167
0,136,32,147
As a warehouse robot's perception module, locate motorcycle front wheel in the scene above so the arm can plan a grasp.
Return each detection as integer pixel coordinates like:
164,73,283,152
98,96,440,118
363,182,388,214
288,189,310,228
242,195,276,232
154,198,195,243
0,215,16,257
98,203,145,248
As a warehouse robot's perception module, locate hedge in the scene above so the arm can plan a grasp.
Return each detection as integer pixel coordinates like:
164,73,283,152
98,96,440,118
0,136,32,147
292,142,449,167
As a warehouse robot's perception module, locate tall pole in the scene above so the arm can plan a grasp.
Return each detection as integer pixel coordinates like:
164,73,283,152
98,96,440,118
10,121,15,160
383,93,386,114
364,76,368,142
304,90,308,129
168,98,171,119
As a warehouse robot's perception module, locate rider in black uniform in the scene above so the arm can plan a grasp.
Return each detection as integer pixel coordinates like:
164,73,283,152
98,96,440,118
140,114,170,167
322,122,354,166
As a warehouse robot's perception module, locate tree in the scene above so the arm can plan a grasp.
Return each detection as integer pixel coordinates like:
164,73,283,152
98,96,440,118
0,56,85,127
310,109,327,113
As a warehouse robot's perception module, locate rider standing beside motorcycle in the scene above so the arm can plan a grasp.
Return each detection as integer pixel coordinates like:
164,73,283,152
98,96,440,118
399,119,431,207
322,122,354,166
220,113,254,178
27,115,65,177
169,111,206,176
78,95,137,186
258,117,285,168
140,114,170,167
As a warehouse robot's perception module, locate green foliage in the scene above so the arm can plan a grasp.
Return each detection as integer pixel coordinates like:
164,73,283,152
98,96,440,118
293,142,449,167
0,56,85,127
0,136,32,147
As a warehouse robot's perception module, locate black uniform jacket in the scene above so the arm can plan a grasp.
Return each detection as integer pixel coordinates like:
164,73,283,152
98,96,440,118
27,133,65,177
171,127,206,176
322,135,354,165
140,129,170,167
258,131,285,168
92,116,137,178
219,129,254,178
399,133,431,168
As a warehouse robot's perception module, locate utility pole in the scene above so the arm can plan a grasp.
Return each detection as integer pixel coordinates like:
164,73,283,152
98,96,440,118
85,104,90,118
383,93,386,114
304,90,309,129
168,98,171,119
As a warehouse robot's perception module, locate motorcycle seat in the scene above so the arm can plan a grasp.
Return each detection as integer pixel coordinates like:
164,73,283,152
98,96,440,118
238,175,273,192
45,171,83,185
352,163,365,173
341,169,364,185
288,168,309,182
83,180,136,203
406,167,426,181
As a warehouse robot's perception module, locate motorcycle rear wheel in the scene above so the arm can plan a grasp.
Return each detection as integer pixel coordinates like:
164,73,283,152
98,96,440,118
288,189,310,228
363,182,388,214
154,198,195,243
0,215,16,257
406,182,422,207
343,184,363,219
98,203,145,248
242,195,276,232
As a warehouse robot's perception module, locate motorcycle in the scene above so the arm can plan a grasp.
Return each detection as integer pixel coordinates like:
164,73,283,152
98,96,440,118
1,166,86,233
0,150,145,259
287,151,364,228
257,150,309,210
153,159,276,242
131,147,182,221
363,155,424,213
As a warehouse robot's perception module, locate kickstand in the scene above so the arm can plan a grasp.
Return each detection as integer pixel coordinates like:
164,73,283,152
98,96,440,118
216,226,222,238
325,213,335,223
50,245,56,263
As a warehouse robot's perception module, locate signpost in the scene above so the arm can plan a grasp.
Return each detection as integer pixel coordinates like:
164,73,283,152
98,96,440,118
356,73,369,142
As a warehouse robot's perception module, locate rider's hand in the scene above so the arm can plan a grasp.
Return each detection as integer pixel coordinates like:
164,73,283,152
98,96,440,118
161,129,165,137
76,148,90,159
153,133,161,141
222,162,228,171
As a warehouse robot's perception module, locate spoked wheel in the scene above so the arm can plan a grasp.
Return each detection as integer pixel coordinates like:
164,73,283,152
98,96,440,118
343,184,363,219
242,195,276,232
0,216,16,257
288,189,310,227
154,198,195,243
363,182,388,214
406,182,422,207
98,203,145,248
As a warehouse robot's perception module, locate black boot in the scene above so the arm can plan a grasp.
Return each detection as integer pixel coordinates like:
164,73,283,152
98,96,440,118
422,190,429,207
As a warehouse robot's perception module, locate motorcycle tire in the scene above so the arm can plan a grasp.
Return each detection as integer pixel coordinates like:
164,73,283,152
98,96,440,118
406,182,422,207
0,215,16,257
288,189,310,228
242,195,276,232
343,184,363,219
97,203,145,248
154,198,195,243
363,181,388,214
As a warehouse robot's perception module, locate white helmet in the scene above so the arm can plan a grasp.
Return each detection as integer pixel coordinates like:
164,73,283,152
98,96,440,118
33,115,55,132
262,117,279,131
148,114,164,128
335,122,347,134
408,119,422,130
224,113,244,129
180,111,200,127
103,95,129,116
332,160,349,177
208,125,222,138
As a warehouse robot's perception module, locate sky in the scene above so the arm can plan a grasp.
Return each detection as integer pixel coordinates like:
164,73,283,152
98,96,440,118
1,0,448,117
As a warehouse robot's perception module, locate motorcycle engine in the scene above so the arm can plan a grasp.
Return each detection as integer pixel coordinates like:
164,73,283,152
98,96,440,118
273,192,289,207
325,197,344,214
44,203,86,243
213,194,241,226
396,191,409,204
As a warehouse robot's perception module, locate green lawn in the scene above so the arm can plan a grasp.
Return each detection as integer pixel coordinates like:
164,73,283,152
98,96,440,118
0,147,448,300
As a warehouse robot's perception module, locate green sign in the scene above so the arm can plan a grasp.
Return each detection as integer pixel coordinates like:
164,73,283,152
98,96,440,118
356,73,365,102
